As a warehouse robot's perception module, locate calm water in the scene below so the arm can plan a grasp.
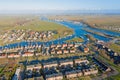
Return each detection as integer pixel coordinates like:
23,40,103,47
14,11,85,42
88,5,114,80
0,18,120,49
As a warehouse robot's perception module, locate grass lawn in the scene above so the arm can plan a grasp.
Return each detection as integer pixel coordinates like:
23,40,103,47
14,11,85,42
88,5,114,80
0,58,8,65
66,37,84,43
106,74,120,80
77,76,92,80
109,43,120,54
19,52,91,62
65,76,91,80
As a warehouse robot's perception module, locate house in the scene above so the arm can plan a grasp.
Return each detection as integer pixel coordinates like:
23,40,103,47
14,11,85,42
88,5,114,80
43,34,47,38
102,45,105,49
23,52,34,57
39,34,43,38
51,51,56,55
114,53,118,56
70,49,76,53
48,34,51,37
26,63,42,71
43,61,58,68
28,49,34,53
13,53,20,58
57,44,62,48
74,44,79,48
84,47,89,53
38,45,42,48
0,53,6,58
62,44,68,48
89,68,98,75
59,60,73,67
45,73,63,80
50,45,56,48
107,48,111,52
114,56,120,64
63,50,69,54
7,52,20,58
74,58,89,64
26,65,34,71
76,70,83,76
68,44,74,47
55,47,59,50
83,68,98,76
36,53,42,56
65,70,78,79
56,50,62,54
34,64,42,70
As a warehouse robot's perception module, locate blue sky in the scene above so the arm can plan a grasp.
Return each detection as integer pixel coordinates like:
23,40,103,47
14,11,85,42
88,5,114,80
0,0,120,10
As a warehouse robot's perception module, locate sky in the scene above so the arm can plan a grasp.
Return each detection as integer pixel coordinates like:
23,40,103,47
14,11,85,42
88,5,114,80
0,0,120,10
0,0,120,13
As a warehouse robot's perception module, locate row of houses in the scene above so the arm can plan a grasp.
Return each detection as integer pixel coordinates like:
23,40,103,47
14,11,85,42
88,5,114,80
101,26,120,32
25,58,89,70
23,57,98,80
96,43,120,64
92,57,111,72
0,52,34,58
1,43,80,52
0,29,57,44
0,43,82,58
24,60,43,80
12,68,21,80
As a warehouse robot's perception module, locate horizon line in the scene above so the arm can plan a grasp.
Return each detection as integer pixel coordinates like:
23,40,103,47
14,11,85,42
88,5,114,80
0,9,120,14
